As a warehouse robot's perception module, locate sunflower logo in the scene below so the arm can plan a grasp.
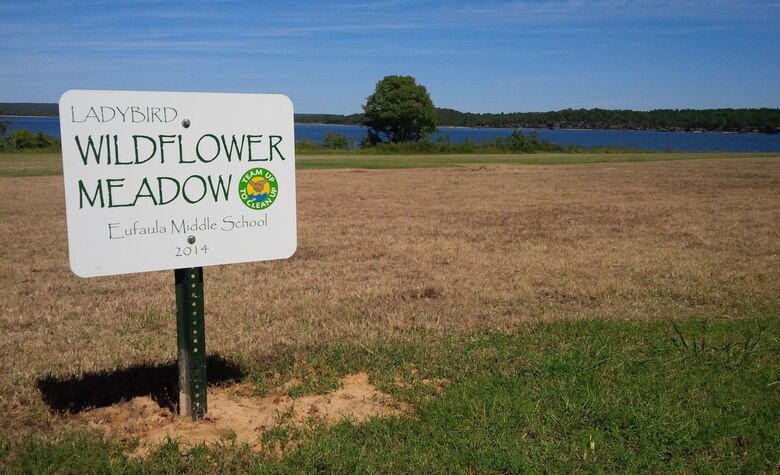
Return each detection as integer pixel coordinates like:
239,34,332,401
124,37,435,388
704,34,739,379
238,168,278,210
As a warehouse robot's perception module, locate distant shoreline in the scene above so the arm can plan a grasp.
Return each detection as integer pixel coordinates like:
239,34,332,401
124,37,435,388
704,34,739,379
1,114,56,118
296,123,768,135
3,102,780,135
1,115,772,135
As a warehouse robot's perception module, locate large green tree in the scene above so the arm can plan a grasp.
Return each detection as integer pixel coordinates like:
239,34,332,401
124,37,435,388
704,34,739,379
362,75,437,144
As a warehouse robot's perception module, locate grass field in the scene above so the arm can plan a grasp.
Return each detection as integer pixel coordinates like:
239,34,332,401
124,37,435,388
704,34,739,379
1,152,779,472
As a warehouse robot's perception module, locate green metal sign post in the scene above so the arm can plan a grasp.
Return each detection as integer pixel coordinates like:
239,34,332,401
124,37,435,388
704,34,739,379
59,91,297,423
175,267,207,420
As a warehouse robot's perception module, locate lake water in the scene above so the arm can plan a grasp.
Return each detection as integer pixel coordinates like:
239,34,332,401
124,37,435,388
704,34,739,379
4,115,780,153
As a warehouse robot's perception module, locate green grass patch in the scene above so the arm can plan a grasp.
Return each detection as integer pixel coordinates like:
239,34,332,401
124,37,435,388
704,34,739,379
4,315,779,473
1,152,778,177
296,152,780,170
0,152,62,177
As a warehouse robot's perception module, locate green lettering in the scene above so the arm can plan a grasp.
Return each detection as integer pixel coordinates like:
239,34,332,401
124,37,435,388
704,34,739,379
113,134,132,165
107,178,132,208
207,174,232,202
247,135,266,161
195,134,219,163
157,176,180,205
133,135,157,164
221,135,245,162
158,135,178,164
182,175,207,203
78,179,104,208
132,178,158,206
269,135,285,160
75,135,106,165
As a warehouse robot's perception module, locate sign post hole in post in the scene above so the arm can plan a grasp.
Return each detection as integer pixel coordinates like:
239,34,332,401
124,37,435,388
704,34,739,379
59,90,297,420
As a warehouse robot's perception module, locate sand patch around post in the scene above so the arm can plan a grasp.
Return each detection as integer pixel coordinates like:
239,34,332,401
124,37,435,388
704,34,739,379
82,372,406,456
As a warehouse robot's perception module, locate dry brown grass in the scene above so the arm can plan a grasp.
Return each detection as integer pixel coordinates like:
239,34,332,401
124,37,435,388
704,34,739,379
1,156,779,434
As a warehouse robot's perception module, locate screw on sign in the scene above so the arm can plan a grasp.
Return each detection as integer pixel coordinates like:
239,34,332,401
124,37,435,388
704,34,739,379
59,90,297,420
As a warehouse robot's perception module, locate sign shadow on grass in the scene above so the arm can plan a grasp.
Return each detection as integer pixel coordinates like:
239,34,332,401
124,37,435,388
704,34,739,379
36,354,245,414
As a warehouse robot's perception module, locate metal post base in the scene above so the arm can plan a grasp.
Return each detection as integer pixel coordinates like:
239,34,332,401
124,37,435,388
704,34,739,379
175,267,207,420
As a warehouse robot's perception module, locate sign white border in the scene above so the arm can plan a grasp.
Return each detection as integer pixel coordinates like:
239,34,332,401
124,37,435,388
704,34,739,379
59,90,297,277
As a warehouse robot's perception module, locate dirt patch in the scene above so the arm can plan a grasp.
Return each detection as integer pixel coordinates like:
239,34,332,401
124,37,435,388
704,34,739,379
82,372,405,456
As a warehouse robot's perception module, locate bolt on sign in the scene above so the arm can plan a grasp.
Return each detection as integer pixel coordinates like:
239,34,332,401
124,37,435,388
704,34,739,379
59,90,297,277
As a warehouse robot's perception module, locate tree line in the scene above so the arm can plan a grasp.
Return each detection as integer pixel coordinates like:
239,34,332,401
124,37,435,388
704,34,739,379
0,128,60,152
3,102,778,134
0,103,59,116
300,107,780,134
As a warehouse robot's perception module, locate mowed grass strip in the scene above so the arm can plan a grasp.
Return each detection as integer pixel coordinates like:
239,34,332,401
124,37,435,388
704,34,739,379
2,151,779,177
296,152,780,170
3,316,779,473
0,152,62,177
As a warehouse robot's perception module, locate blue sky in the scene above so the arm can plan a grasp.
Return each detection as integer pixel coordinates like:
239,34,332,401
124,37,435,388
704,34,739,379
1,0,779,114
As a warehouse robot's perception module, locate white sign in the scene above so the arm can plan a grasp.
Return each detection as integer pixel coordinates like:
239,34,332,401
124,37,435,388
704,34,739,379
59,90,297,277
